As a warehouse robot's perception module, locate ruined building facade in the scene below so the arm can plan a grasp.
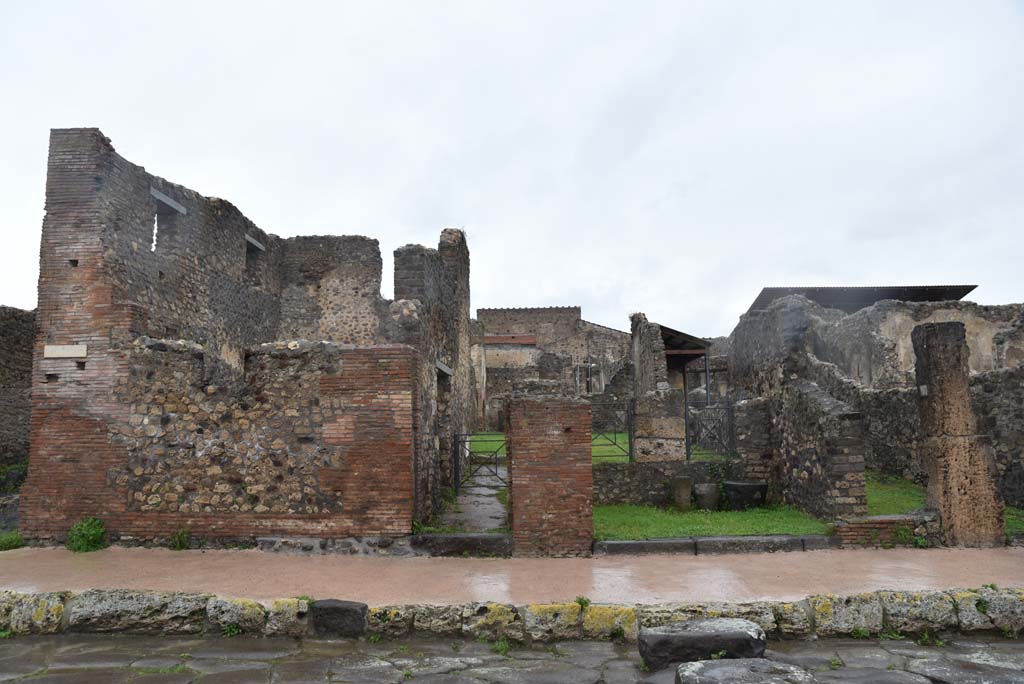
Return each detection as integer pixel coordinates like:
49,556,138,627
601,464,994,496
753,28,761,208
477,307,629,430
20,128,474,543
728,294,1024,522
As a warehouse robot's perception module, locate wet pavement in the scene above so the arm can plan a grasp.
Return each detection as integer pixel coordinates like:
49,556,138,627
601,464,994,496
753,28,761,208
1,633,1022,683
438,466,507,533
2,546,1023,605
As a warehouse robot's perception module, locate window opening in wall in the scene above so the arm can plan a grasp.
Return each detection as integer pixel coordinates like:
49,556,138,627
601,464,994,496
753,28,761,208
68,259,78,268
245,234,266,272
45,373,59,383
76,361,86,370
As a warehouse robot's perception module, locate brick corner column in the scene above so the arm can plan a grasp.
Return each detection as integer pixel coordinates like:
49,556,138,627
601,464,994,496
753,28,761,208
912,321,1004,547
506,397,593,557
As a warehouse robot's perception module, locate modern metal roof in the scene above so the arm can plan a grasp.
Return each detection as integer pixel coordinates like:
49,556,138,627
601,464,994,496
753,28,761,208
656,323,709,352
747,285,977,314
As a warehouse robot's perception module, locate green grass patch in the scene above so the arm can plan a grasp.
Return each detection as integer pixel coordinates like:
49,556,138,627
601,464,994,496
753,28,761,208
1006,507,1024,536
593,504,829,541
0,531,24,551
866,470,926,516
470,433,506,455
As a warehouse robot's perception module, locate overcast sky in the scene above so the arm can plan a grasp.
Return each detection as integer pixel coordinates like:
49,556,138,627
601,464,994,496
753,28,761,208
1,2,1021,336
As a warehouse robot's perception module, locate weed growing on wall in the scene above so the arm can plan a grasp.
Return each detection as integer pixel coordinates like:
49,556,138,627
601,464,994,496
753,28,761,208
65,517,107,553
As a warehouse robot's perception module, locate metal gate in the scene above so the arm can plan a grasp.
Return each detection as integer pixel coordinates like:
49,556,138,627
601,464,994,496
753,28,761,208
686,400,736,459
590,399,634,462
453,433,507,493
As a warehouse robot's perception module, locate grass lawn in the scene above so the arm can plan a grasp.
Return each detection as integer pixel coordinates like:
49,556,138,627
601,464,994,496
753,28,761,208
866,469,1024,535
593,504,830,541
470,432,506,455
865,470,926,516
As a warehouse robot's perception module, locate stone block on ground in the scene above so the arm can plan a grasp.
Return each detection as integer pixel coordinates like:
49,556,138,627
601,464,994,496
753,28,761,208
367,605,415,637
520,602,582,642
6,591,67,634
638,617,766,670
809,593,883,637
65,589,207,634
206,596,267,633
815,667,931,683
672,478,693,511
462,602,524,641
772,601,812,636
878,591,956,634
264,598,310,636
582,605,639,641
311,599,367,637
675,658,815,683
638,602,776,633
695,535,802,555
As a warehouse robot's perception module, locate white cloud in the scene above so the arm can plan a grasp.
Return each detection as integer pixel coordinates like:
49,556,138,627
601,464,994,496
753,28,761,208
1,0,1021,336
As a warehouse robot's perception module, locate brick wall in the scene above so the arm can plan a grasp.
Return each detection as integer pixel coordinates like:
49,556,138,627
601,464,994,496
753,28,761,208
836,513,941,548
19,128,470,540
506,398,593,557
21,343,417,541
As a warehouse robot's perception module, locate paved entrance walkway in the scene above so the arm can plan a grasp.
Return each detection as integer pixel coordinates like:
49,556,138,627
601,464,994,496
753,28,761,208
438,465,507,532
2,547,1022,605
2,633,1023,683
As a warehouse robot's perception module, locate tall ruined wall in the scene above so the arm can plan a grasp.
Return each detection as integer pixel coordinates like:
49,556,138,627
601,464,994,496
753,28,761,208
23,128,473,535
278,236,389,344
21,340,418,541
0,307,34,481
392,230,473,517
817,300,1024,389
630,313,668,395
478,307,581,345
972,365,1024,507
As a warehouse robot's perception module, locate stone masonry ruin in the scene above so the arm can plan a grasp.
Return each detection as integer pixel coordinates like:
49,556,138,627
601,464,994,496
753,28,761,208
477,306,630,430
727,292,1023,543
20,128,476,544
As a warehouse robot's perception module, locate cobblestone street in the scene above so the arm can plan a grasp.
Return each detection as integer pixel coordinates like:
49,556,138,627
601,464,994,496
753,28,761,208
2,633,1023,683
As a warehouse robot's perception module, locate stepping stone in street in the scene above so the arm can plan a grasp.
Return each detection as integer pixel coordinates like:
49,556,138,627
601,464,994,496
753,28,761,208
638,618,766,671
675,658,815,683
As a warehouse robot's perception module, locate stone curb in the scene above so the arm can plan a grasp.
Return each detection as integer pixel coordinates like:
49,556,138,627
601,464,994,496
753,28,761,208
593,534,841,556
1,587,1022,642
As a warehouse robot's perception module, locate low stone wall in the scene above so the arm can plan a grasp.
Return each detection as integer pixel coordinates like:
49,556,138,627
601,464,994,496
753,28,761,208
593,461,735,506
3,586,1023,641
633,390,687,461
835,513,941,548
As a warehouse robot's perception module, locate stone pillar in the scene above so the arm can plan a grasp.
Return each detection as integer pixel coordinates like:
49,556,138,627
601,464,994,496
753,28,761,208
506,397,593,556
912,322,1004,547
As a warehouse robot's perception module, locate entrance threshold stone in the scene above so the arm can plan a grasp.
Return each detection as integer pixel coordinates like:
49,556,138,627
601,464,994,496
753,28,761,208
594,535,840,556
410,532,512,557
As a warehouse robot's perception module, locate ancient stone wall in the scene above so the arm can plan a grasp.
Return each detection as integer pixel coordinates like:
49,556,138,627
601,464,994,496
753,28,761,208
21,341,418,541
506,397,592,557
21,128,473,539
775,381,868,519
593,460,735,506
913,322,1004,547
0,307,34,480
630,313,668,395
733,397,772,482
820,301,1024,389
633,391,687,461
479,307,630,428
971,364,1024,507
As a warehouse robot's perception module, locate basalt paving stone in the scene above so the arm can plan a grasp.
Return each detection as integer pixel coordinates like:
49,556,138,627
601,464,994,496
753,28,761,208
266,657,332,683
637,667,677,684
193,670,271,684
815,667,931,684
600,658,645,684
187,638,302,660
905,655,1024,684
828,644,906,670
132,675,196,684
186,659,272,675
470,662,602,684
11,670,135,684
764,646,839,672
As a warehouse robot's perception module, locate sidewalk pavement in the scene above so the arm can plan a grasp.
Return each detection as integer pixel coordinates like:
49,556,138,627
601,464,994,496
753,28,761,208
1,546,1022,605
